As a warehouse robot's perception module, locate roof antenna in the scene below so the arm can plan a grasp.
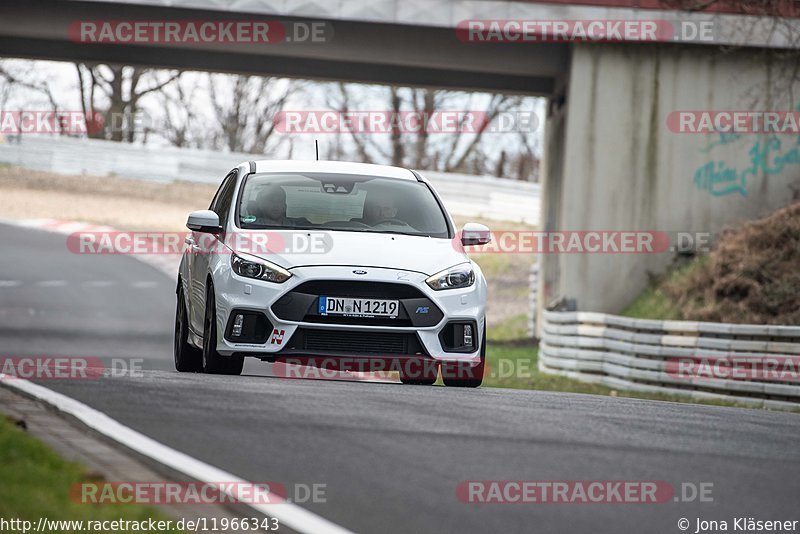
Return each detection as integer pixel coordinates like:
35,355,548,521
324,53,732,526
315,139,319,161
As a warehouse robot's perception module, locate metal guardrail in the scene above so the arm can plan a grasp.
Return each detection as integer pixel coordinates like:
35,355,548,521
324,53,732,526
0,136,539,225
527,263,539,338
421,170,539,225
540,310,800,410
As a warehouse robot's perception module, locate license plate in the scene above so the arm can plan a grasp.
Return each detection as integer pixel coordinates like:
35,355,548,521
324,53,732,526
319,296,399,318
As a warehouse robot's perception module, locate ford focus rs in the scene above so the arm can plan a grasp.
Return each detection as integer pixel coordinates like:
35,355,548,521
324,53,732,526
174,160,491,386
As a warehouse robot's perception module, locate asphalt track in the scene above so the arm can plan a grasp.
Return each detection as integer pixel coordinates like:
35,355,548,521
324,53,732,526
1,223,799,534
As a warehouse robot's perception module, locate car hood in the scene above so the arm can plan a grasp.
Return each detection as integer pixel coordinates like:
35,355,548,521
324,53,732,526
226,229,469,276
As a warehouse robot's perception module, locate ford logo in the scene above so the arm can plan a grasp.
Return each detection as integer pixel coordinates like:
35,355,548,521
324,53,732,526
352,270,368,275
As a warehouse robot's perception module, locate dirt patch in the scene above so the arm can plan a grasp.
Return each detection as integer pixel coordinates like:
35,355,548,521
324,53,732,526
660,201,800,325
0,167,218,207
0,167,216,231
0,187,196,231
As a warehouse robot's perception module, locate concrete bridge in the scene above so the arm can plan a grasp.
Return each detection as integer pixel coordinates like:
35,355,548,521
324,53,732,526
2,0,799,325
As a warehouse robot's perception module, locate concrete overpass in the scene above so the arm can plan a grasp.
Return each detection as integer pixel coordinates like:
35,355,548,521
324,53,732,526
0,0,572,94
2,0,799,325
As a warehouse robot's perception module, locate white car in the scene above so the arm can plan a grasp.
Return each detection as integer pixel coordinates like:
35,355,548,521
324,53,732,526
175,160,491,386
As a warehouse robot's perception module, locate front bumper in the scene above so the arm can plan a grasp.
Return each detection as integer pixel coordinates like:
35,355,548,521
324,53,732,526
212,264,485,364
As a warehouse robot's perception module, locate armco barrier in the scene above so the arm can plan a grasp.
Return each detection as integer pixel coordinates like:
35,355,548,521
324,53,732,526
540,310,800,410
527,263,539,338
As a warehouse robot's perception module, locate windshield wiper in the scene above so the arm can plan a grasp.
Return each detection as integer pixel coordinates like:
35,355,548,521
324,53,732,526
377,230,431,238
242,224,430,237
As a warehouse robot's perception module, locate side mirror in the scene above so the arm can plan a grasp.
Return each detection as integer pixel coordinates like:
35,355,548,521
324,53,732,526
186,210,222,234
461,222,491,246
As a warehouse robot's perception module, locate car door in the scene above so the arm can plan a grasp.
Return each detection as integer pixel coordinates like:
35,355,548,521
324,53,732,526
188,169,238,335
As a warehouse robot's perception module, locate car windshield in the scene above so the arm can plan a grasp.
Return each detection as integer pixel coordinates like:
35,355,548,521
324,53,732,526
237,172,450,238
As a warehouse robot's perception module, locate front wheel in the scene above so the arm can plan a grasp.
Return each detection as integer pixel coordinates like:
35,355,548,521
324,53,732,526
202,287,244,375
174,286,202,372
399,357,438,386
442,324,486,388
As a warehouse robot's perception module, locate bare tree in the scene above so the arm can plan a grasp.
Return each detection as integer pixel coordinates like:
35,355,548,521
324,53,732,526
509,130,539,181
325,83,379,164
327,83,537,178
208,74,296,154
663,0,800,106
0,63,59,111
157,76,206,148
75,63,181,142
0,60,66,136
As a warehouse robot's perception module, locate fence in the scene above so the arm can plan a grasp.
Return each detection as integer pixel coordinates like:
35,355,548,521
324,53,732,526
0,136,539,225
540,310,800,410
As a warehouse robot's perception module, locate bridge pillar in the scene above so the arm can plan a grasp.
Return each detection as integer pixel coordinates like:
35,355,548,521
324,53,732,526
538,41,800,323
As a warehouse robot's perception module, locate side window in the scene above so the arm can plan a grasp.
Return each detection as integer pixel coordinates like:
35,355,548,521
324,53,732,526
210,171,238,230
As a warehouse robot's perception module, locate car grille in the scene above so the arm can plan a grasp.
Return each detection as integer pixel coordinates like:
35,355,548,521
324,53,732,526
299,329,414,355
276,327,427,357
271,280,442,327
303,315,413,327
291,280,427,299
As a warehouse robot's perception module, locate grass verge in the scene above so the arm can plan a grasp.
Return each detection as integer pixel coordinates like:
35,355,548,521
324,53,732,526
0,415,181,533
620,258,707,320
482,342,782,409
621,201,800,325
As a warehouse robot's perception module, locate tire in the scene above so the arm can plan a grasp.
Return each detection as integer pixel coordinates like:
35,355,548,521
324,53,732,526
174,286,202,372
442,325,486,388
202,286,244,375
399,357,438,386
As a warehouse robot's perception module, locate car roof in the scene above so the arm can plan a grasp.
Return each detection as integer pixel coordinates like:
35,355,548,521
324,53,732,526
248,160,418,181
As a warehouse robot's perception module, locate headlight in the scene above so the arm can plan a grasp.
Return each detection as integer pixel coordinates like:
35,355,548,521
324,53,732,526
231,253,291,283
426,264,475,290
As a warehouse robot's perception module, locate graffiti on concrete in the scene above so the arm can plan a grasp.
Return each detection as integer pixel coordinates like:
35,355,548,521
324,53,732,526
693,103,800,197
694,134,800,197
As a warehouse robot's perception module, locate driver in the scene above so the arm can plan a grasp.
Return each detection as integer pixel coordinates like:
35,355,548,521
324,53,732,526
359,191,399,225
252,186,294,227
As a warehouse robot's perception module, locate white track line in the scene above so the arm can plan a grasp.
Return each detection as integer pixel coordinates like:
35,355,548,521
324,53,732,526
36,280,67,287
82,280,114,288
0,376,354,534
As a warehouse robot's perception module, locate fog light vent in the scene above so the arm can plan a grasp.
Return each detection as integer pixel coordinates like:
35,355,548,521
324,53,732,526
232,314,244,337
438,320,479,353
224,311,272,344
